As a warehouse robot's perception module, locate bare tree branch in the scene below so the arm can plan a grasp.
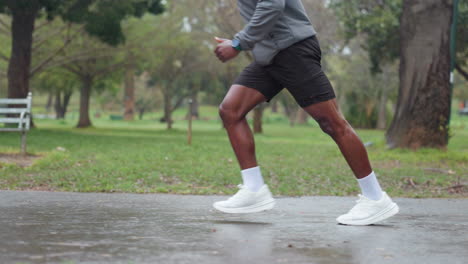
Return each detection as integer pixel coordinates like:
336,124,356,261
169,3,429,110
34,19,53,32
30,25,87,76
61,64,82,76
95,60,129,78
455,63,468,82
32,24,71,51
38,52,115,71
30,40,72,77
0,17,10,32
171,95,188,113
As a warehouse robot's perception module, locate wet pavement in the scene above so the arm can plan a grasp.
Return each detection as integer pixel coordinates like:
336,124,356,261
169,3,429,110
0,191,467,264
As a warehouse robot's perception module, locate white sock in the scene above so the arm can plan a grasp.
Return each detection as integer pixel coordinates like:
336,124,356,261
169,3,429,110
357,171,383,201
241,166,264,192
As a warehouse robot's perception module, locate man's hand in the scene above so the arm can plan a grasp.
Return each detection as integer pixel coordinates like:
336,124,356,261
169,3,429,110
214,37,240,63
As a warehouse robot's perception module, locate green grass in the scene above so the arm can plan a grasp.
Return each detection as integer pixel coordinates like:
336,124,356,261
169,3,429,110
0,107,467,198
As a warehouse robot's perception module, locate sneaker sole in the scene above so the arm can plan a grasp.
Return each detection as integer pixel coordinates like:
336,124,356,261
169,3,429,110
337,202,399,226
213,198,276,214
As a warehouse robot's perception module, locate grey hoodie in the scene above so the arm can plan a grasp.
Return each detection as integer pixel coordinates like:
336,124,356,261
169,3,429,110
235,0,316,65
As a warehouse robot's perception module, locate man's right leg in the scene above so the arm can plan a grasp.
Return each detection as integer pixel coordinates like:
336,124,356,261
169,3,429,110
213,85,275,214
218,85,266,170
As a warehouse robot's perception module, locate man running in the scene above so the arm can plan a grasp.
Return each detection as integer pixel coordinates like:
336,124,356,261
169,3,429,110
213,0,399,225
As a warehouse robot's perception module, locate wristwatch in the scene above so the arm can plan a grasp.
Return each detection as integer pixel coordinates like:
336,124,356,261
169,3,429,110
231,39,242,51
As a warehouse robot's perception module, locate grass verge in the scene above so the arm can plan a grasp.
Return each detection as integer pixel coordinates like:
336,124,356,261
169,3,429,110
1,111,467,198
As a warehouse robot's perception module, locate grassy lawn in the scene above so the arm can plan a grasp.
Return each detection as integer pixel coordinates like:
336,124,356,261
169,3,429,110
0,106,467,198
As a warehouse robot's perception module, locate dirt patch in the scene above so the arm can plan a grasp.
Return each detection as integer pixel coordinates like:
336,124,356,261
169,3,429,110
0,153,42,167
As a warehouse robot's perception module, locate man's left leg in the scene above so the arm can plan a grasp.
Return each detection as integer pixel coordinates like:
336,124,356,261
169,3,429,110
303,99,373,179
303,99,399,225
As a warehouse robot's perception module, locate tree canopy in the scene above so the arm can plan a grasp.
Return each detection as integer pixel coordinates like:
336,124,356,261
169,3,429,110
331,0,468,78
1,0,164,101
0,0,164,45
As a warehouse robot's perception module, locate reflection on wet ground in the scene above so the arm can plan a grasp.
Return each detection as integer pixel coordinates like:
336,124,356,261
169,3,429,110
0,191,467,264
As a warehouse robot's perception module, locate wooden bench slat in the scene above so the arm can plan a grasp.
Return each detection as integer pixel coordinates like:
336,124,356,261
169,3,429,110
0,99,29,104
0,127,26,132
0,108,29,114
0,118,28,123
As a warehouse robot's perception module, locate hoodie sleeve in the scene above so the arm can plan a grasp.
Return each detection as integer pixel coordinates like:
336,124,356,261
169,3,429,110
234,0,285,51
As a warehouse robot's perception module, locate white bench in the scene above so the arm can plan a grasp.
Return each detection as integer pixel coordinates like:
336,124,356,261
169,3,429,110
0,92,32,154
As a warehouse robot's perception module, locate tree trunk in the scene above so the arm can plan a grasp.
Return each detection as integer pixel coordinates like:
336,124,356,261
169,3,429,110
62,91,72,119
138,108,145,120
253,105,263,134
7,1,39,99
282,101,295,127
271,99,278,113
54,92,64,119
289,110,296,127
46,93,53,113
55,91,72,119
123,66,135,121
190,89,199,119
297,109,308,125
377,89,388,130
77,76,93,128
163,87,173,129
386,0,452,149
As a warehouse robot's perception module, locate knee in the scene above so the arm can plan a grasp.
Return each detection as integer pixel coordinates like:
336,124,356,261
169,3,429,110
219,103,243,124
317,117,349,138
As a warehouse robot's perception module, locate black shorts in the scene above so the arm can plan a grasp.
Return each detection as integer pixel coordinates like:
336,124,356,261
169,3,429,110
234,36,335,108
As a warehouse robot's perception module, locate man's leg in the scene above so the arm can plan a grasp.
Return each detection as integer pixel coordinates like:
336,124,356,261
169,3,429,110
213,85,276,214
303,99,372,179
303,99,399,225
219,85,266,170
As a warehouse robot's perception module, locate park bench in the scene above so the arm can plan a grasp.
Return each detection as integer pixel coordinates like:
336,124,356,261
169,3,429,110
0,92,32,154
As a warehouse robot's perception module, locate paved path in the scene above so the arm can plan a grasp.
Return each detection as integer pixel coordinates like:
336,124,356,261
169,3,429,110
0,191,467,264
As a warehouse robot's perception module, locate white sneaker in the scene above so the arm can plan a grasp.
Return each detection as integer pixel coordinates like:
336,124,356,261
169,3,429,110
337,192,399,226
213,184,275,214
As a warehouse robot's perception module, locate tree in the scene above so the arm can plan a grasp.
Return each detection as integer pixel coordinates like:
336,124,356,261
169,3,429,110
123,55,136,121
147,33,200,129
59,35,126,128
330,0,401,74
34,68,78,119
135,72,161,120
331,0,461,148
146,0,215,129
330,0,400,130
387,0,453,148
454,0,468,81
119,15,164,121
327,40,398,129
0,0,164,101
279,91,300,127
0,14,8,96
1,0,40,100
